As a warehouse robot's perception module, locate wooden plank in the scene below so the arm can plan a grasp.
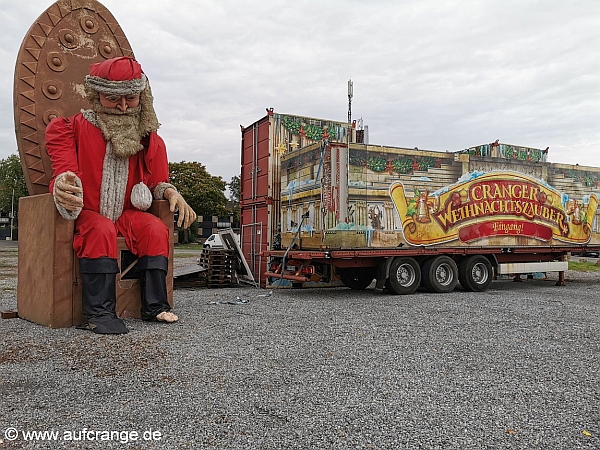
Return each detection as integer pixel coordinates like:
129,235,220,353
1,310,19,319
174,265,206,278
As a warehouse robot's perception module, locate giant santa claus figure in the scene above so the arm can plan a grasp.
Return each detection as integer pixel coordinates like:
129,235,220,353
46,56,196,335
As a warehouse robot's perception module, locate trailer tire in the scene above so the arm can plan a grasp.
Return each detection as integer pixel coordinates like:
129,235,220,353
386,257,421,295
339,267,376,290
458,255,492,292
422,255,458,293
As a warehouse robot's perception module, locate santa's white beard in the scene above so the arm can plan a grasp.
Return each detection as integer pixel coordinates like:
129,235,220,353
95,106,143,158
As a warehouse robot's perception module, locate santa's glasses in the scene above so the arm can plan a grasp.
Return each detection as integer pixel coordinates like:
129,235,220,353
101,93,140,104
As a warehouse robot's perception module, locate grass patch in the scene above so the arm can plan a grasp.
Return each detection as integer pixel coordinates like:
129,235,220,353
174,243,204,250
173,252,201,259
569,260,600,272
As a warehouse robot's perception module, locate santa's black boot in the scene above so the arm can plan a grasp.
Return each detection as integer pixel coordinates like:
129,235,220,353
138,256,176,322
79,257,128,334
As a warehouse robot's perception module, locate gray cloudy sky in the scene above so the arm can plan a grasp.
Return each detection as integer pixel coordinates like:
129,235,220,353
1,0,599,185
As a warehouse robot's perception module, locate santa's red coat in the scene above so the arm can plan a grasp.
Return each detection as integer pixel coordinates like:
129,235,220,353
46,113,170,260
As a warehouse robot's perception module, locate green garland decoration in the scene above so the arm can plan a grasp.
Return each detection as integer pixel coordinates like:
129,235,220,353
282,116,301,135
460,145,544,162
281,115,346,142
418,156,437,170
367,156,387,172
305,125,323,141
554,169,599,188
392,158,413,174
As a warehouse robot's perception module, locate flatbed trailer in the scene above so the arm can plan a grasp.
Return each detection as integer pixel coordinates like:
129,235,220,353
263,245,597,294
240,110,600,293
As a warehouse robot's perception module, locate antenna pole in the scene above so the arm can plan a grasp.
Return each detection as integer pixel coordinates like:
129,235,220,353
348,79,353,124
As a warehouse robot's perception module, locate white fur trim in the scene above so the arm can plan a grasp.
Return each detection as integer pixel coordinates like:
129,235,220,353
153,182,177,200
99,142,128,222
53,172,83,220
85,74,147,95
131,182,152,211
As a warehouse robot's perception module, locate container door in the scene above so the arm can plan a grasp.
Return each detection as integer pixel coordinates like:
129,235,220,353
240,115,275,286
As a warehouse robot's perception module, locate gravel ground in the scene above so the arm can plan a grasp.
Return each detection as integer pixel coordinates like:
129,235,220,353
0,246,599,449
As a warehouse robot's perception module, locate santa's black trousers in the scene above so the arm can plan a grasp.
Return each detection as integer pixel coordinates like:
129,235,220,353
138,255,171,321
79,257,127,334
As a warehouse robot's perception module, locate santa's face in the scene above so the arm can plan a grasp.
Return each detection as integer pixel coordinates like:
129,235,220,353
94,92,144,158
99,93,141,112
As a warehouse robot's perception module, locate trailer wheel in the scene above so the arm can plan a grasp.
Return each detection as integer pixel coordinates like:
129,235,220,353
339,267,376,290
386,257,421,295
422,255,458,293
458,255,492,292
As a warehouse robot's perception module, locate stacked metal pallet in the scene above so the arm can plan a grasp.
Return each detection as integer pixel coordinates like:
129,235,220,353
198,249,238,287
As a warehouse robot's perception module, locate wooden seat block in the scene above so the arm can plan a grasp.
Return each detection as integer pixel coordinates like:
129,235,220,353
18,194,76,328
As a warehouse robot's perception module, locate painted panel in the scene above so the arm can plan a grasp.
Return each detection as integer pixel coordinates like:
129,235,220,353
391,171,598,247
250,111,600,255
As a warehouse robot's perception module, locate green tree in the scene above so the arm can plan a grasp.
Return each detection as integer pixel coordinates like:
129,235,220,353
168,160,229,240
0,154,28,230
169,161,228,217
228,175,240,225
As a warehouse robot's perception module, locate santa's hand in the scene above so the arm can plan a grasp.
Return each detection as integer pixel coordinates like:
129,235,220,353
164,188,197,229
55,171,83,211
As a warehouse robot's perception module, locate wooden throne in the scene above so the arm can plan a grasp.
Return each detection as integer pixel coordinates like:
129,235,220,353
14,0,174,328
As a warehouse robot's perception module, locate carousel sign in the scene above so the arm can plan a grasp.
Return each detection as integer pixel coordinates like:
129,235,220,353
390,171,598,246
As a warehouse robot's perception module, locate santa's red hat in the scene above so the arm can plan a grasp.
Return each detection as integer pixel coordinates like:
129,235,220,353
85,56,147,95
